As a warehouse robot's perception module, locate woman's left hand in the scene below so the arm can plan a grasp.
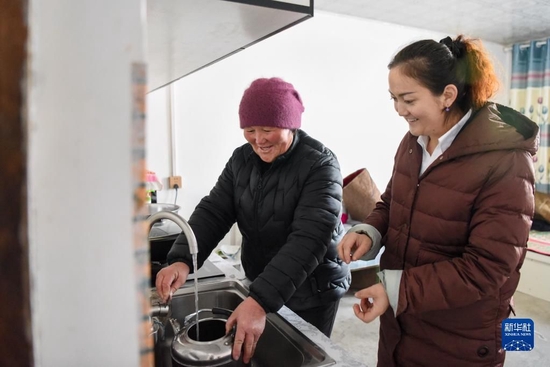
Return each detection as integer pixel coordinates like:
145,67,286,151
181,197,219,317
225,297,266,364
353,283,389,323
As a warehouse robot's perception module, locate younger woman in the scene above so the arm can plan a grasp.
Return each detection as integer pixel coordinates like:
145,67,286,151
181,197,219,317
338,35,539,366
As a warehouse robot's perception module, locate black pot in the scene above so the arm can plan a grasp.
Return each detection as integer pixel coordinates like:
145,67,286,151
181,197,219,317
150,233,178,287
150,234,178,263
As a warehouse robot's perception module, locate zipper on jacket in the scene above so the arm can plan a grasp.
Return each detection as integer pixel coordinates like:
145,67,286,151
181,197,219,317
401,179,420,268
254,177,263,241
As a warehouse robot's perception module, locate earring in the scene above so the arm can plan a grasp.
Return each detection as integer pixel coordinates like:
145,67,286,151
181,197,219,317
445,106,450,112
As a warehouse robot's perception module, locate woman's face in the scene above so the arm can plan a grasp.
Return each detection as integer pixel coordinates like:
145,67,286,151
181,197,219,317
388,65,448,139
243,127,294,163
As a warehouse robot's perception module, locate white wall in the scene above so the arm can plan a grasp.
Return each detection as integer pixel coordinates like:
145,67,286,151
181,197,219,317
147,11,510,222
28,1,146,366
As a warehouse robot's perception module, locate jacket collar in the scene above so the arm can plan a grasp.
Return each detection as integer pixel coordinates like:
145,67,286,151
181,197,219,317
441,102,539,159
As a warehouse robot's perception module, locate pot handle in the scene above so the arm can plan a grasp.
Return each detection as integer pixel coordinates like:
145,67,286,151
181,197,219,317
211,307,233,317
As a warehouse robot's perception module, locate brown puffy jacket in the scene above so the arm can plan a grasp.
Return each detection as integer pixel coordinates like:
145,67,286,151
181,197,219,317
367,103,538,367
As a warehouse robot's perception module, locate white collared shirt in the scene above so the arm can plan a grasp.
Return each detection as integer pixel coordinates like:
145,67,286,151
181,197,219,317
417,109,472,175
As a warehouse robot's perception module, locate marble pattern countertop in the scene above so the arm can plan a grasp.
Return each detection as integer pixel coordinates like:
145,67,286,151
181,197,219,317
207,252,368,367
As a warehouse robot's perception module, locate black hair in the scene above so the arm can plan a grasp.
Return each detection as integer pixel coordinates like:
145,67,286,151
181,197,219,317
388,35,499,112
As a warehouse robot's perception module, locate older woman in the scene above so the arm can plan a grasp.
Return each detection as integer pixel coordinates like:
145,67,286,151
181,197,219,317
156,77,350,364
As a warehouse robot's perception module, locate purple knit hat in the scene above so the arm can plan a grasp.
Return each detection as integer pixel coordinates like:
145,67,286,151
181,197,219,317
239,77,305,129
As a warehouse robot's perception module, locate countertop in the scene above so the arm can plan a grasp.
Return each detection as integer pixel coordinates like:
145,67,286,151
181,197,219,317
206,251,368,367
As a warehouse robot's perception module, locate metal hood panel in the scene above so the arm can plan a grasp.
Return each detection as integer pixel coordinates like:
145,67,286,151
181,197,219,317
315,0,550,46
147,0,313,92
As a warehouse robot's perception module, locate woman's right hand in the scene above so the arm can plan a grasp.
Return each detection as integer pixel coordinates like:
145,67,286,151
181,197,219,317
155,262,190,302
337,232,373,264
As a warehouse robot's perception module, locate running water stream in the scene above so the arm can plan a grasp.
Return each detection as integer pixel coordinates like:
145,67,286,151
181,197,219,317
192,253,200,341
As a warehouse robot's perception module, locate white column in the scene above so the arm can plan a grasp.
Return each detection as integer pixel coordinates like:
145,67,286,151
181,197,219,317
28,1,147,366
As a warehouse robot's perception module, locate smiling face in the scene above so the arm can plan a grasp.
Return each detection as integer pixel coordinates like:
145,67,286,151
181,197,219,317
388,65,450,140
243,127,294,163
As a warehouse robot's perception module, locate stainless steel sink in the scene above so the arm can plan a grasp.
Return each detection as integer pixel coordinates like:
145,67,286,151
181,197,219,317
152,279,336,367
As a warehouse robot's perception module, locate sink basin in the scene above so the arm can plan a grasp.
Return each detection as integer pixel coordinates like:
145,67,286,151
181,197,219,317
152,279,336,367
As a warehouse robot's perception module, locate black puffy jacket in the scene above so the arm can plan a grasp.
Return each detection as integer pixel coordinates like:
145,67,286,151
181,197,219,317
167,129,350,313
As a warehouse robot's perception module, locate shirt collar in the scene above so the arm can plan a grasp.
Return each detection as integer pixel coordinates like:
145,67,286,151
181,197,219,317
417,109,472,153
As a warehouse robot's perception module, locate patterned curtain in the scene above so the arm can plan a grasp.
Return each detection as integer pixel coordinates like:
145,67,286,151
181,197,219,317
510,39,550,192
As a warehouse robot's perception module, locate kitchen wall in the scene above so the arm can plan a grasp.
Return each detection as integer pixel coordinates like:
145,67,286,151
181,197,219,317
147,10,510,225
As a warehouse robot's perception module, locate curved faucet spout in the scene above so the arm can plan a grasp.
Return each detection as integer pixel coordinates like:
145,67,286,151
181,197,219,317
147,211,199,255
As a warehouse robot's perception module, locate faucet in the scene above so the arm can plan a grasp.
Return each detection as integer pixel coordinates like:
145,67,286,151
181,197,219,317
147,210,199,323
147,211,199,255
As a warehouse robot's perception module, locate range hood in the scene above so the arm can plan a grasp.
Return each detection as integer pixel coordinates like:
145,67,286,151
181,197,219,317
147,0,313,92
